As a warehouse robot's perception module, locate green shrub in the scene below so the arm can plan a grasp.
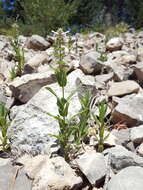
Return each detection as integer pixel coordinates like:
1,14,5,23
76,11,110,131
0,104,10,151
46,29,92,161
19,0,78,36
72,92,91,146
92,100,111,152
46,29,73,161
98,52,108,62
105,23,129,39
9,24,25,80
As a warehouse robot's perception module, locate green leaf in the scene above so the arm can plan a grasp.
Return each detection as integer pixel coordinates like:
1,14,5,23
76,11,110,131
104,133,110,141
92,114,101,126
56,68,67,87
45,87,58,99
67,84,82,101
46,112,60,121
48,133,64,143
57,60,66,65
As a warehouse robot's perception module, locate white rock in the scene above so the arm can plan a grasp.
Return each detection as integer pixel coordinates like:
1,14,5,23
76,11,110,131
24,155,82,190
24,52,48,73
133,62,143,85
137,48,143,62
27,35,50,51
107,80,140,97
138,143,143,156
130,125,143,144
106,38,123,51
112,94,143,126
0,58,15,79
0,158,10,166
79,51,103,74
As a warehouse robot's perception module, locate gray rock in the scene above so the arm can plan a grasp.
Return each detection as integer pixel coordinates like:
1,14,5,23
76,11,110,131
76,74,97,98
24,155,82,190
130,125,143,144
107,166,143,190
8,70,84,156
9,71,56,103
76,151,107,186
112,94,143,127
27,35,50,51
107,80,140,97
104,145,143,171
79,51,104,74
111,129,130,146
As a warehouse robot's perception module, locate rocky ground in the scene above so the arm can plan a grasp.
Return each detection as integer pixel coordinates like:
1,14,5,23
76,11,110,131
1,30,143,190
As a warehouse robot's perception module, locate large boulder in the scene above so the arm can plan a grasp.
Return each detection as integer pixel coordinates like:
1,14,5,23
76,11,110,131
9,71,56,103
107,166,143,190
0,35,14,61
27,35,50,51
0,87,7,105
133,62,143,85
107,80,140,97
8,70,87,156
104,145,143,171
130,125,143,144
107,51,136,65
24,155,82,190
137,48,143,62
95,72,114,84
112,94,143,127
122,32,136,53
106,38,123,52
85,32,106,51
111,129,130,146
105,62,133,81
0,58,15,79
76,151,107,186
0,162,32,190
138,143,143,156
24,52,48,74
105,51,134,81
79,51,104,74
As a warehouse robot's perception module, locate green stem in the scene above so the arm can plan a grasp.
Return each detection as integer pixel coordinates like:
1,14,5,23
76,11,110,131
62,86,65,99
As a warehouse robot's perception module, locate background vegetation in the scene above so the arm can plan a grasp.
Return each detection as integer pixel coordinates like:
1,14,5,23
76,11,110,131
0,0,143,36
